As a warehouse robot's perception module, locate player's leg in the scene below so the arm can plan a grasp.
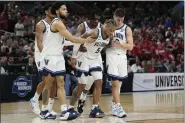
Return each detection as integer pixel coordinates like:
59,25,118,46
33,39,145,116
69,82,86,107
47,79,57,115
39,73,56,119
54,59,79,121
77,76,94,113
30,52,44,114
69,55,89,111
106,54,122,116
109,55,127,118
39,56,57,119
30,73,44,114
91,55,104,110
89,71,105,118
115,55,128,118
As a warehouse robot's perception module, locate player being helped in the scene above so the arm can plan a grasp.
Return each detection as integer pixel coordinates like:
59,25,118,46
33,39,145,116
68,19,116,118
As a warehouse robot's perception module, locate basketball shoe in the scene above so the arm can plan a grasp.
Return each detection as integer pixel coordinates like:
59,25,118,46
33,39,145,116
59,108,80,121
110,103,127,118
29,98,40,115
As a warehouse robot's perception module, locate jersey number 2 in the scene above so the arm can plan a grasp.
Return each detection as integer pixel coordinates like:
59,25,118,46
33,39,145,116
95,48,101,53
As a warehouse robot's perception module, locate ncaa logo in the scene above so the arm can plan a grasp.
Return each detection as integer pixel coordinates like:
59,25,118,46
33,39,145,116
12,76,32,97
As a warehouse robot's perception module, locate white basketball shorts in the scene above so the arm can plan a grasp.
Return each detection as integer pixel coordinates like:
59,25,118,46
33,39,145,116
106,54,128,81
39,55,66,77
76,54,103,84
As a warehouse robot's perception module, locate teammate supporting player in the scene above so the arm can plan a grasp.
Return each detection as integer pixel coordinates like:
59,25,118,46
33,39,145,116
69,8,102,114
69,19,116,118
39,2,95,120
29,3,57,116
106,8,133,118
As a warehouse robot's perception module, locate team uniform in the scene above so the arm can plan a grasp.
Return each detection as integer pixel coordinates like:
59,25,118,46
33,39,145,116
72,22,102,89
106,24,128,118
34,19,50,71
39,18,79,120
39,18,66,76
76,27,108,86
30,19,58,117
106,24,128,81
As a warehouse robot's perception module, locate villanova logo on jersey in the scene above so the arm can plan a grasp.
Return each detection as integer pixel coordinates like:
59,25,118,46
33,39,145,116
115,32,124,40
12,76,32,97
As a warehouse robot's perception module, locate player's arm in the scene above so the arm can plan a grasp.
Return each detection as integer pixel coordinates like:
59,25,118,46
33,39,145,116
71,29,97,59
119,26,134,50
35,21,45,52
54,20,95,44
81,29,97,39
71,23,85,58
102,35,114,51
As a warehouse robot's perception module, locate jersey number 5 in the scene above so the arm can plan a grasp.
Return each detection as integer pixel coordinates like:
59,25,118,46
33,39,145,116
95,48,101,53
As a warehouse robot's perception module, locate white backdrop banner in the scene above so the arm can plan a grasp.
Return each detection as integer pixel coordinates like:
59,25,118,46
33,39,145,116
133,73,184,91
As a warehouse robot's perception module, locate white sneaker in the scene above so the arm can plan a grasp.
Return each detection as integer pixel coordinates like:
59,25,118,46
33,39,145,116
109,103,117,116
115,105,127,118
29,98,40,115
110,104,127,118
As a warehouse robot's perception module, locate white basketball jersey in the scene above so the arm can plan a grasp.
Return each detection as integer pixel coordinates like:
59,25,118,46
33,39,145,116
83,21,101,32
83,28,110,59
73,21,101,57
40,18,65,56
35,19,50,52
106,24,127,55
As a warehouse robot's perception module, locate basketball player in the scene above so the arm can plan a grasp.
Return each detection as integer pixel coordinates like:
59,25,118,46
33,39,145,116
29,3,57,116
39,2,95,120
69,19,116,118
106,8,133,118
69,8,103,115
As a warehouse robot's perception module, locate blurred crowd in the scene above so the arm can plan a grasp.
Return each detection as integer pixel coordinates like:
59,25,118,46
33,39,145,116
0,1,184,75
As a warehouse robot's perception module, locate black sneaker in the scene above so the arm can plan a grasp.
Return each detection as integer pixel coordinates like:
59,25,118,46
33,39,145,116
59,108,80,121
39,110,56,120
89,106,105,118
77,99,85,114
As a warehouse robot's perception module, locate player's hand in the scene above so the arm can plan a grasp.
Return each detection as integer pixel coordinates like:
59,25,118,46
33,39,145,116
85,36,96,43
79,44,87,52
71,58,77,68
111,41,120,47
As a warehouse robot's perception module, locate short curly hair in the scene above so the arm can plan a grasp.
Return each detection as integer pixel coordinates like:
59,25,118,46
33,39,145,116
50,2,66,15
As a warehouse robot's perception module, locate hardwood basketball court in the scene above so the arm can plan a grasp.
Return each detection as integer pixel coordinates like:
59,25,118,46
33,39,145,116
1,90,184,123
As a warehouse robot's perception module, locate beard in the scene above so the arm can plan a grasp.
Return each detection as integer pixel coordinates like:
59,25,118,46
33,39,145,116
59,14,67,20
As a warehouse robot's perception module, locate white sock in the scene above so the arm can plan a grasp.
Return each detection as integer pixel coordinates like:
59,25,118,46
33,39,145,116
47,98,54,112
42,105,48,111
80,92,87,101
33,92,40,102
68,105,74,109
61,104,67,112
92,104,98,110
